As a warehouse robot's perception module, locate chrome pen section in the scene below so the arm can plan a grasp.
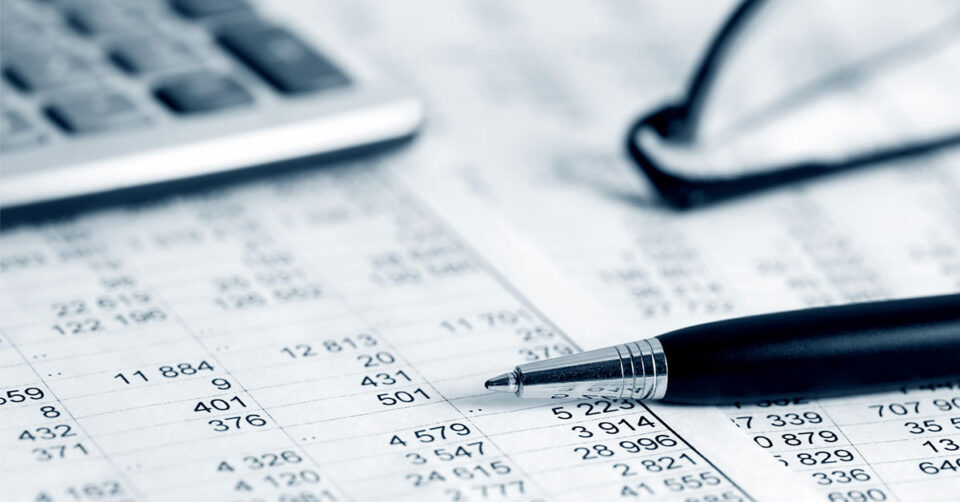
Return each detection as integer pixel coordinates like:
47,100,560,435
486,339,667,400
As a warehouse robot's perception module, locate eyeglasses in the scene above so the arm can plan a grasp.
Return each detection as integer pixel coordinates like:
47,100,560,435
627,0,960,209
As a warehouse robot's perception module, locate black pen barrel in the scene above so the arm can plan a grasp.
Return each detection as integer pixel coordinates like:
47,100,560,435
657,294,960,403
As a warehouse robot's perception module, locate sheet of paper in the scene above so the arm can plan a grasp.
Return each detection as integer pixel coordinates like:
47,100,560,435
292,1,960,500
0,163,816,501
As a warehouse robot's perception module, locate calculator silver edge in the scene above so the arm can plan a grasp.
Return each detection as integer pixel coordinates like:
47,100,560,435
0,91,424,208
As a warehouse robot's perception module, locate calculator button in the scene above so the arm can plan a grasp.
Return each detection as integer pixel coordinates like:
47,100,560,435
154,72,253,114
110,39,196,75
46,92,148,133
65,5,146,36
217,23,350,94
168,0,249,19
0,111,43,150
2,51,94,91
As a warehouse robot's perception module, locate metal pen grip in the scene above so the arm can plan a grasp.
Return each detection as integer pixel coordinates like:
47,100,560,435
616,339,669,400
512,338,668,399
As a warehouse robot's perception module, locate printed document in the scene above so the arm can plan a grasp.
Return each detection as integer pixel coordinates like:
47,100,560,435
298,0,960,500
1,165,813,500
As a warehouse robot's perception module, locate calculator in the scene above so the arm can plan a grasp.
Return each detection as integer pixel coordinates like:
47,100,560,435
0,0,424,209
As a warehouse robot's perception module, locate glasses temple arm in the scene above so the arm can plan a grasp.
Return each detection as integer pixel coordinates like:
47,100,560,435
675,0,768,141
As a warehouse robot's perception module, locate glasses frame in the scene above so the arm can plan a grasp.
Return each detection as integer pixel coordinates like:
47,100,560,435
626,0,960,209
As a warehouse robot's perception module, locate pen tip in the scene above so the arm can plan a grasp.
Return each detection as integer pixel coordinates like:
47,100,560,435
485,372,519,394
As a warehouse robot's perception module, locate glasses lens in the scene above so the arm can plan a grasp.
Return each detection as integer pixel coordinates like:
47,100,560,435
637,0,960,180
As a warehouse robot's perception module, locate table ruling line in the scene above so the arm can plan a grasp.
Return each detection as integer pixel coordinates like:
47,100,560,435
391,172,758,497
12,319,518,402
261,175,556,500
44,363,507,425
386,171,759,501
642,403,756,501
299,411,671,457
144,239,360,502
753,399,899,500
832,431,960,449
547,467,720,492
1,161,820,499
484,140,960,500
244,168,756,499
27,216,354,500
6,337,192,371
1,330,146,501
801,367,952,489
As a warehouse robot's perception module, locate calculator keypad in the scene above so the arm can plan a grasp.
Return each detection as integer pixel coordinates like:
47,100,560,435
0,0,351,152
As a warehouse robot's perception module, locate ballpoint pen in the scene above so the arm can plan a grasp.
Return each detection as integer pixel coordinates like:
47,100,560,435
484,294,960,403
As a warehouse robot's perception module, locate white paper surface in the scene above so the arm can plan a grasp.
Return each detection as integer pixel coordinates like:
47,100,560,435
0,164,816,501
290,1,960,500
2,1,957,501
